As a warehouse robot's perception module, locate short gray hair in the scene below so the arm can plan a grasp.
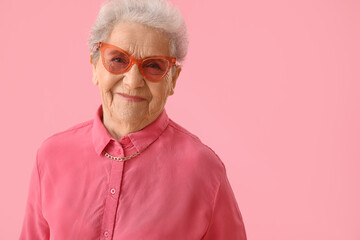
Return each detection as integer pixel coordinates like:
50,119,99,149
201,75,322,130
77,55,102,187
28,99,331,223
88,0,188,65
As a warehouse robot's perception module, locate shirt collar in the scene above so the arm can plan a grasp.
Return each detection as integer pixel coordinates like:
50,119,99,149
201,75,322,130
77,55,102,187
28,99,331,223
92,104,169,156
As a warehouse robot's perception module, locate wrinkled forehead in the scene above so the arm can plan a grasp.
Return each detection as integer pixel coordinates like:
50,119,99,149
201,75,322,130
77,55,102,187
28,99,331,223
107,21,171,58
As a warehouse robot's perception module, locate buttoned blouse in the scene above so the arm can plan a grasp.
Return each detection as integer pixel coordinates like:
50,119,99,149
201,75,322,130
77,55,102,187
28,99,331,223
20,105,247,240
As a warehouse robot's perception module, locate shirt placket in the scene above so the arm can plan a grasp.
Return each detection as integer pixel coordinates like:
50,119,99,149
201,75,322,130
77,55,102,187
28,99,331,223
100,150,125,240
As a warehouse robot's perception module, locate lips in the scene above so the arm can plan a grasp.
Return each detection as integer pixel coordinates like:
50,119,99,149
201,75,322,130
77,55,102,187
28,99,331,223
116,93,146,102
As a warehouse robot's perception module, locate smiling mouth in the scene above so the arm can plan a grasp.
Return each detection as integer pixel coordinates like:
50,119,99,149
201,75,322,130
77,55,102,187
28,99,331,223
116,93,146,102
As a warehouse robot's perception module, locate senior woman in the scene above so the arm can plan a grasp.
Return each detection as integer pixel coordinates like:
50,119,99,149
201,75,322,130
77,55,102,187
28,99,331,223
20,0,246,239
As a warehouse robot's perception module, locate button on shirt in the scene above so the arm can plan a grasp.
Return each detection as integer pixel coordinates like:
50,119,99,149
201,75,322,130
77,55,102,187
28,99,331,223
20,105,247,240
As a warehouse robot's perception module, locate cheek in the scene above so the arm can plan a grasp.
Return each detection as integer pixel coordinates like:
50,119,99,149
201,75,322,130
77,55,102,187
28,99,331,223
149,79,172,105
97,71,119,92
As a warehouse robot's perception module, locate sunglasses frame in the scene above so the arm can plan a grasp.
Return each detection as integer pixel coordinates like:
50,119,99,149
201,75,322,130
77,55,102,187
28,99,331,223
97,42,177,82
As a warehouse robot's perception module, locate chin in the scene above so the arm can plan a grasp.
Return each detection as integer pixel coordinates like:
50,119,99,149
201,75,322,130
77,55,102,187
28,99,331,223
115,110,148,122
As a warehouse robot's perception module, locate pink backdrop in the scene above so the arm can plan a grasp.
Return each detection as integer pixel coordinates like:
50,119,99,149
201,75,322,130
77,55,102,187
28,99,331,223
1,0,359,239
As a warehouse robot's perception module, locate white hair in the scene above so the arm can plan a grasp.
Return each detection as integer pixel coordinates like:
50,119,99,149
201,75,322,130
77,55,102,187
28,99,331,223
88,0,188,64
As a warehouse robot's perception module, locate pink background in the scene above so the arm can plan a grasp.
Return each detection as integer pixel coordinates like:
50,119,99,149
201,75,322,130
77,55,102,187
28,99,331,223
1,0,359,239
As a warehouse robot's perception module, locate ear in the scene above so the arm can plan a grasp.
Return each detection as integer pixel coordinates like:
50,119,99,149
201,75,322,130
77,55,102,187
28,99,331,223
90,54,99,86
169,65,182,96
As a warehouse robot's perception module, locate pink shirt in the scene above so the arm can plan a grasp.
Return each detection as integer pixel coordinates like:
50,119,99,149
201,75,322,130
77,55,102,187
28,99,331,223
20,105,247,240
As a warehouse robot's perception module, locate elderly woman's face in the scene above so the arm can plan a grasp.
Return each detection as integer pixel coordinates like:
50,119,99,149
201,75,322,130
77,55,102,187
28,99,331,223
91,22,181,125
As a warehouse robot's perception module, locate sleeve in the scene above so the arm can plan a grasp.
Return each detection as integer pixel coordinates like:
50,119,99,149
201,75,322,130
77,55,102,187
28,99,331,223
19,152,50,240
202,165,247,240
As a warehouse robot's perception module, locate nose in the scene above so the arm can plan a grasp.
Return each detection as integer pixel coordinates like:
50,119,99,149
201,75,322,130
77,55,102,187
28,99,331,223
122,63,145,89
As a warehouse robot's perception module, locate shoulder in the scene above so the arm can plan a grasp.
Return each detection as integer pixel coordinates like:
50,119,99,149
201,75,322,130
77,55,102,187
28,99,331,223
165,119,226,172
37,119,94,159
167,119,221,156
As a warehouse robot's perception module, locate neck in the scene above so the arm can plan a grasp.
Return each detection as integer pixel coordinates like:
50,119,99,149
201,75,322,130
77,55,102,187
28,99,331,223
102,109,161,140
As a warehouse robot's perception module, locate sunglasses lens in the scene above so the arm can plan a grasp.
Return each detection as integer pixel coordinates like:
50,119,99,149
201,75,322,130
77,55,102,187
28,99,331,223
142,58,169,82
103,48,130,73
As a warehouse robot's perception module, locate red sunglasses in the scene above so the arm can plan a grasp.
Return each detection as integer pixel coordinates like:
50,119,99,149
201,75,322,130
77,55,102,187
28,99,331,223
97,42,177,82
